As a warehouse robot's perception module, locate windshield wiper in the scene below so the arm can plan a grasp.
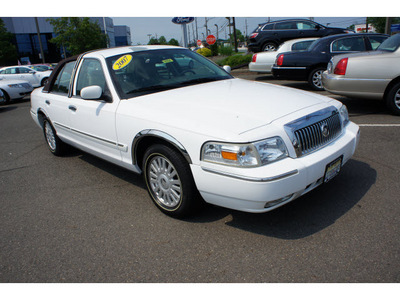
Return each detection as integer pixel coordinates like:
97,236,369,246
126,84,180,94
179,77,227,86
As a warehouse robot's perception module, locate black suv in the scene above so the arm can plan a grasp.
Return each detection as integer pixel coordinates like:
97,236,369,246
248,19,350,52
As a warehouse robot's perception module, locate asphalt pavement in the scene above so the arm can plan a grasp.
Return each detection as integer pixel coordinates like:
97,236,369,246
1,70,399,286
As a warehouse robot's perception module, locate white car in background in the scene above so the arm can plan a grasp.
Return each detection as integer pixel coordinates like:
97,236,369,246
249,37,318,73
0,65,51,87
0,79,33,103
30,45,359,218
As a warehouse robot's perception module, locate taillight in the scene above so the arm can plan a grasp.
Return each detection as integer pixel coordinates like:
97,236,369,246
334,58,348,75
249,33,258,39
276,54,284,66
252,54,257,63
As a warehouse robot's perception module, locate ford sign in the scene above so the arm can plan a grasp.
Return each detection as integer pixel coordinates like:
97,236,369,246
172,17,195,25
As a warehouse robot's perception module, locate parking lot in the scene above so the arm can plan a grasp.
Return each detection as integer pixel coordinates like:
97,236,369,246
0,68,399,284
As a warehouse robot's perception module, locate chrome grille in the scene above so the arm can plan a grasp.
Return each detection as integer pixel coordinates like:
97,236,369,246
284,106,343,157
294,112,341,156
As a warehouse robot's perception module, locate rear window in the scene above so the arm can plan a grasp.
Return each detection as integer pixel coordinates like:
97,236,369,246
291,40,314,51
377,34,400,52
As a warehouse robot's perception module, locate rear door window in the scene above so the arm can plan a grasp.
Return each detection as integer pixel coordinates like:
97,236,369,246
50,61,76,94
331,37,366,52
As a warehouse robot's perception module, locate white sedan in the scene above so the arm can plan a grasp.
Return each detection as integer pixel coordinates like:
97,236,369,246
0,65,51,88
30,45,360,218
0,79,33,103
249,37,318,73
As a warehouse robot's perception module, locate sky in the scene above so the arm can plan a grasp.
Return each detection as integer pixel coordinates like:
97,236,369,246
7,0,394,46
112,17,370,46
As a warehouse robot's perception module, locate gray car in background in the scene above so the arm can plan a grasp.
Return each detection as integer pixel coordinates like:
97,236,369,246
322,33,400,115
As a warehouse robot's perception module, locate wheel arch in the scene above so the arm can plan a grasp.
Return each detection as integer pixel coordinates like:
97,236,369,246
383,76,400,100
36,108,50,128
132,129,192,171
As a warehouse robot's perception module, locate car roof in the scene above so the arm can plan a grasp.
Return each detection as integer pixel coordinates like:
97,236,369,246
84,45,185,59
258,18,319,26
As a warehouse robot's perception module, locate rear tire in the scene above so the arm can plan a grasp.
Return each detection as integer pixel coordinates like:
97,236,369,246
385,82,400,116
143,144,202,218
308,67,325,91
262,42,278,52
43,118,67,156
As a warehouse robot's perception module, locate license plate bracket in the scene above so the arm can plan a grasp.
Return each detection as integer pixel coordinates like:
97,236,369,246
324,156,343,183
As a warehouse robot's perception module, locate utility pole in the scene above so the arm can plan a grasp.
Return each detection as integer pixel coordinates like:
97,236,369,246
226,17,232,47
385,17,392,35
365,17,368,33
232,17,238,52
214,24,219,40
195,17,199,41
34,17,45,63
204,17,208,38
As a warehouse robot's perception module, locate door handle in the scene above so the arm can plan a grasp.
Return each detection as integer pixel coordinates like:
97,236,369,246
68,105,77,112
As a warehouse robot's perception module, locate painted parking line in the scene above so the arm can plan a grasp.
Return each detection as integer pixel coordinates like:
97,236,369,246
357,124,400,127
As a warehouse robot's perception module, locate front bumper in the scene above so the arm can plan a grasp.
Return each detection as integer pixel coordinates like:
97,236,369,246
191,122,360,213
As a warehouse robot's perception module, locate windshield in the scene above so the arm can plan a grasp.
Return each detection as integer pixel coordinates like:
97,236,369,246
377,34,400,52
106,48,233,98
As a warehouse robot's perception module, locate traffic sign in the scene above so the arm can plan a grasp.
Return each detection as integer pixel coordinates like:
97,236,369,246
197,40,202,46
206,35,216,45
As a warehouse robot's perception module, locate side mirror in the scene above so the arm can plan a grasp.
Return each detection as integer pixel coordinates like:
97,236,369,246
29,70,36,74
80,85,103,100
222,65,231,74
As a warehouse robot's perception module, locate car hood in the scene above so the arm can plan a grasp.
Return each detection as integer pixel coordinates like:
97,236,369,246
121,78,332,140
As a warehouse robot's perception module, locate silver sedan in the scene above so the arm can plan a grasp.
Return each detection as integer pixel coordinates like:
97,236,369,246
322,33,400,115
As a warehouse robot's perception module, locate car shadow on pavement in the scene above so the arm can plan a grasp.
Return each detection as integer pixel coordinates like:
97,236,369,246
335,97,391,116
191,159,377,239
0,106,18,113
77,150,147,189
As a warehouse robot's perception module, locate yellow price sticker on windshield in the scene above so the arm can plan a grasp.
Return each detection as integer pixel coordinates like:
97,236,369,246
113,55,132,70
162,59,174,64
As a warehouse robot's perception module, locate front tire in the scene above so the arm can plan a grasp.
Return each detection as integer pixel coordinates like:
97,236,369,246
385,82,400,116
143,144,201,218
43,118,67,156
308,67,325,91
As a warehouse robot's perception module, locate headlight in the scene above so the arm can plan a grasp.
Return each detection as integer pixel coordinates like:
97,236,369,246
8,84,23,88
339,104,349,127
201,137,288,168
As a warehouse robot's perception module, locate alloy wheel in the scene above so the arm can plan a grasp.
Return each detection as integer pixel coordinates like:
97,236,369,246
147,155,182,209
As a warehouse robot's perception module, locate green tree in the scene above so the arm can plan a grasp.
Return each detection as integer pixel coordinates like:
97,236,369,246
168,38,179,46
148,37,159,45
158,36,167,45
229,29,245,43
48,17,108,56
367,17,400,33
0,19,17,65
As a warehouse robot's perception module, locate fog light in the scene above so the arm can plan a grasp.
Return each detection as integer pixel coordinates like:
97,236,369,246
264,194,293,208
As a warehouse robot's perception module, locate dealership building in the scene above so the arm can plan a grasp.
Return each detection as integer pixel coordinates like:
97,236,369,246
1,17,132,64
